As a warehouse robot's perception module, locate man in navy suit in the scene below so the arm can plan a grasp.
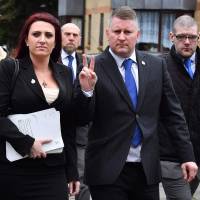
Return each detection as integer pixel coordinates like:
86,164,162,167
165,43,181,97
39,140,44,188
61,23,81,81
61,23,90,200
84,6,198,200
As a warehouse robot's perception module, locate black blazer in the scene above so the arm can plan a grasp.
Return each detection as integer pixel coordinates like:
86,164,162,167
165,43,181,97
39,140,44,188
85,47,195,186
0,57,91,182
59,52,89,146
159,46,200,164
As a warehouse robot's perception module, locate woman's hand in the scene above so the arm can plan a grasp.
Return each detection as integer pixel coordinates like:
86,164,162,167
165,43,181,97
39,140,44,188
30,139,52,159
79,54,97,92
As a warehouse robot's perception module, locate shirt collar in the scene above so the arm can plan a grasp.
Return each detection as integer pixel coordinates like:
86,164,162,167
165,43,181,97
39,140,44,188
182,52,196,63
190,52,196,63
109,48,137,68
61,49,76,60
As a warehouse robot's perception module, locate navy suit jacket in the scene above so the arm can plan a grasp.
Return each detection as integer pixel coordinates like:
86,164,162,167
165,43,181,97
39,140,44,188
85,47,195,185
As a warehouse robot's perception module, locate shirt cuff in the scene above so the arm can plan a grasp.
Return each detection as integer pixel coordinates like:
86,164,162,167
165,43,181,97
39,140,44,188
82,90,93,97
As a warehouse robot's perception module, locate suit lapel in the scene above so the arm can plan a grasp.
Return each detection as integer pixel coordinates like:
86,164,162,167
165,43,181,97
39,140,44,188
19,58,68,105
75,53,82,79
19,58,46,101
136,51,149,111
100,49,134,110
50,62,68,106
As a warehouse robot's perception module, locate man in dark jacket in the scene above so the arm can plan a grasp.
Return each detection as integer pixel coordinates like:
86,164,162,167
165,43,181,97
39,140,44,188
84,6,197,200
61,23,90,200
159,15,200,199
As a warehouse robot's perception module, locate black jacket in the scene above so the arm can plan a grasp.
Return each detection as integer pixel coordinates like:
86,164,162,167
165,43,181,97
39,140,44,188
0,57,92,181
59,52,89,146
85,47,194,186
159,45,200,164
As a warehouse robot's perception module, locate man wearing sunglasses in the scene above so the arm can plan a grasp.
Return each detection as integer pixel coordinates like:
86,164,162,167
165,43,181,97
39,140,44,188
159,15,200,200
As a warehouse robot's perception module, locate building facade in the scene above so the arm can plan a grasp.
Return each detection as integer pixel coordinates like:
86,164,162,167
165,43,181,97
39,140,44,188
58,0,198,54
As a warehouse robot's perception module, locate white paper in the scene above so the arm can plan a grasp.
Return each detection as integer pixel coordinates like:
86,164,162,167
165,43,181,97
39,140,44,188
6,108,64,162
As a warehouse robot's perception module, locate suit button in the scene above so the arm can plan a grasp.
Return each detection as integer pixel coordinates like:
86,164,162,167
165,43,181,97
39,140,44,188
136,114,139,119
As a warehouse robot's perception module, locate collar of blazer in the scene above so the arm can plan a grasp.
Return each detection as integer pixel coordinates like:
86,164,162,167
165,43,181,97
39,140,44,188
19,56,66,74
17,56,70,103
100,47,149,112
134,50,149,110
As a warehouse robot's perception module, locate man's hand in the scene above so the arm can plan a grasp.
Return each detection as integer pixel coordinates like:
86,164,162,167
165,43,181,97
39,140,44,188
68,181,80,196
79,54,97,92
181,161,198,182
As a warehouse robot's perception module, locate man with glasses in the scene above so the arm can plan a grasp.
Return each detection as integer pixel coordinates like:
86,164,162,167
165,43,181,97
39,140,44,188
159,15,200,199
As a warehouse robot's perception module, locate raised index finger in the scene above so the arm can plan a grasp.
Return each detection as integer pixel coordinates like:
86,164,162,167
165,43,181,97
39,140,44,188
89,56,95,72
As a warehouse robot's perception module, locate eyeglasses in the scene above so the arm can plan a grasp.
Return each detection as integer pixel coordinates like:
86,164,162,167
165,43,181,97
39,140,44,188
174,34,199,42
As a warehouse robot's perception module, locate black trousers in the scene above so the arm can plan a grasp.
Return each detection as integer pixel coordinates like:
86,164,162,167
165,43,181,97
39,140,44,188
0,167,68,200
75,145,90,200
89,162,159,200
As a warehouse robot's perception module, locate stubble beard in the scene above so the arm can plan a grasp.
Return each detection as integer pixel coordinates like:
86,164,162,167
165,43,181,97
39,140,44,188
63,46,76,54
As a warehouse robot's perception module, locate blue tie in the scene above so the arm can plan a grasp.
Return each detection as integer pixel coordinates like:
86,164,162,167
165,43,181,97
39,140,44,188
67,55,74,68
123,58,142,147
67,55,74,80
184,58,193,79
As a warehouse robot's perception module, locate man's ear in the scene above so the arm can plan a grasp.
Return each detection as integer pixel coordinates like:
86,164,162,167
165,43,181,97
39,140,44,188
169,32,174,43
136,30,141,42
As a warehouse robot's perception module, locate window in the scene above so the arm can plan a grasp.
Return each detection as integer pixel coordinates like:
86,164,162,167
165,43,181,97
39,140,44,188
99,13,104,46
137,11,159,52
161,13,176,52
136,10,193,53
88,15,92,47
98,13,104,51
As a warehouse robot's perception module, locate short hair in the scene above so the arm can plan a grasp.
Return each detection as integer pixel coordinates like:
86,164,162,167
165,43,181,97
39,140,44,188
16,12,61,62
110,6,139,29
61,23,81,34
172,15,198,33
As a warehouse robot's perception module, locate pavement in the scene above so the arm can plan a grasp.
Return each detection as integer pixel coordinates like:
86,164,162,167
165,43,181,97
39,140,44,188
70,184,200,200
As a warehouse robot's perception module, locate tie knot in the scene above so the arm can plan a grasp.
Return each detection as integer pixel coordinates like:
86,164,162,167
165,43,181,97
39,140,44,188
67,55,74,62
123,58,133,70
184,58,192,68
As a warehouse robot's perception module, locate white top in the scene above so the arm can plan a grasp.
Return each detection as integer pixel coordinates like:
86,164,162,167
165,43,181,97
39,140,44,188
42,87,59,104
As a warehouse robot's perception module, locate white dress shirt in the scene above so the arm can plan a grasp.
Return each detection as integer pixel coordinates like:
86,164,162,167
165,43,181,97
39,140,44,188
109,48,141,162
61,49,77,78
